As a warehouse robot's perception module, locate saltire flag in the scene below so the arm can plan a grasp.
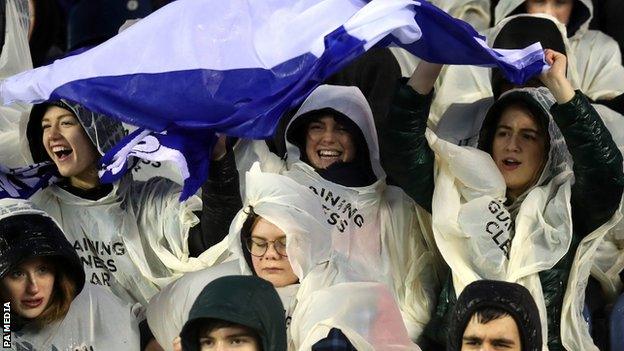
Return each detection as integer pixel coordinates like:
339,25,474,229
0,0,546,200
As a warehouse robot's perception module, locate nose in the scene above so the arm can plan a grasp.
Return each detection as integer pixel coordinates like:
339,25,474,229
320,129,338,144
26,275,40,295
263,242,281,260
45,124,62,140
542,3,557,17
504,134,521,152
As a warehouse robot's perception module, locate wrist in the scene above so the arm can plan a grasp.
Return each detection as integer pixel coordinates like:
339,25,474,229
546,77,575,104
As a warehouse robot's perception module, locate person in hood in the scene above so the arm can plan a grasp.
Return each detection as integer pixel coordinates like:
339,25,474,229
147,165,417,351
447,280,542,351
494,0,624,114
177,275,286,351
16,99,231,307
226,63,443,341
383,50,624,350
0,198,141,350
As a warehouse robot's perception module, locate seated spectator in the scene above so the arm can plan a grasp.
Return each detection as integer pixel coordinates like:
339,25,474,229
177,275,285,351
383,51,624,350
0,198,140,350
447,280,542,351
147,165,416,351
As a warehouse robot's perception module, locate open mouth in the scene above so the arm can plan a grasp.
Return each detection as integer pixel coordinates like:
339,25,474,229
52,146,73,161
502,158,521,169
317,149,342,159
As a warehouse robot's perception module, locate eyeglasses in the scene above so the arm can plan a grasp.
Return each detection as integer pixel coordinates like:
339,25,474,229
245,237,288,257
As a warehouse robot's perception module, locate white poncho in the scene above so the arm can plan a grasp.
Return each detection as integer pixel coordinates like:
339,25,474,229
234,84,439,339
428,87,622,350
147,164,417,350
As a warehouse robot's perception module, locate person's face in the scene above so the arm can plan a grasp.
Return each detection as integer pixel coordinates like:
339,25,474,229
525,0,574,25
199,326,260,351
491,105,547,199
0,257,55,320
41,106,99,187
461,314,522,351
305,115,356,169
249,218,299,288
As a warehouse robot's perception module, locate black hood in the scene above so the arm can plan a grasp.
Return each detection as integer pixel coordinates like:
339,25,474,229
447,280,542,351
26,100,126,163
180,275,287,351
0,203,85,298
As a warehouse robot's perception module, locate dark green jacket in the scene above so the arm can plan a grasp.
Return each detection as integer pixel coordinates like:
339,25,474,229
179,275,287,351
381,86,624,351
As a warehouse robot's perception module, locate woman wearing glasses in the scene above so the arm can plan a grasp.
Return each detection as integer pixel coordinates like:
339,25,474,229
147,164,418,351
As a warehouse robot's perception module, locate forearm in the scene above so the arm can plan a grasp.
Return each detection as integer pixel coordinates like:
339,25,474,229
381,81,435,212
552,91,624,232
188,150,242,256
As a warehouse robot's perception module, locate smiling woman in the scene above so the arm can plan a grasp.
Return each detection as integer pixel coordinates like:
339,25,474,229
40,105,100,190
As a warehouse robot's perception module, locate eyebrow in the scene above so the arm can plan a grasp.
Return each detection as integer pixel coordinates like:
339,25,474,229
496,124,540,134
41,113,75,122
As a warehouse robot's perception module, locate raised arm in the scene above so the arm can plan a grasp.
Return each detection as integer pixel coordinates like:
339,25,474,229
380,62,442,212
188,136,243,256
540,50,624,234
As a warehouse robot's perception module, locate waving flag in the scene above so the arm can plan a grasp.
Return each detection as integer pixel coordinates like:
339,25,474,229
0,0,546,200
0,163,59,200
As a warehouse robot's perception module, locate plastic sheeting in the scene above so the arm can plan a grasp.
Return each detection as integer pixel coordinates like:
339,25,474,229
233,85,440,340
147,164,417,350
427,87,623,351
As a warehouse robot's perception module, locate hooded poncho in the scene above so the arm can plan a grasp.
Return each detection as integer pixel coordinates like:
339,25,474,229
427,87,623,350
147,164,418,351
16,100,213,306
0,0,34,169
0,198,141,350
432,7,624,133
233,84,439,340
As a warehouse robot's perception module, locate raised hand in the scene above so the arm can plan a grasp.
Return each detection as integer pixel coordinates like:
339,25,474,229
407,61,443,95
539,49,575,104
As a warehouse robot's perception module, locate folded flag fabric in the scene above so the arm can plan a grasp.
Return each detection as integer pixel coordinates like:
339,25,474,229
99,127,216,201
0,0,547,200
0,162,59,200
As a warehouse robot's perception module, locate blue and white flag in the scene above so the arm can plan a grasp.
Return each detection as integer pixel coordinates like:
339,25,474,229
0,0,546,200
99,128,216,200
0,163,59,199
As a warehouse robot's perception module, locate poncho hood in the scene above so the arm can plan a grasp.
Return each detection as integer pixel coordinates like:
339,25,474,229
478,87,572,207
225,163,332,282
26,99,126,163
284,84,384,187
494,0,592,40
447,280,542,351
180,275,287,351
0,198,85,298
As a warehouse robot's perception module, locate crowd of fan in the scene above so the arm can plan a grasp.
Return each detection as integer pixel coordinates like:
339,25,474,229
1,0,623,350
